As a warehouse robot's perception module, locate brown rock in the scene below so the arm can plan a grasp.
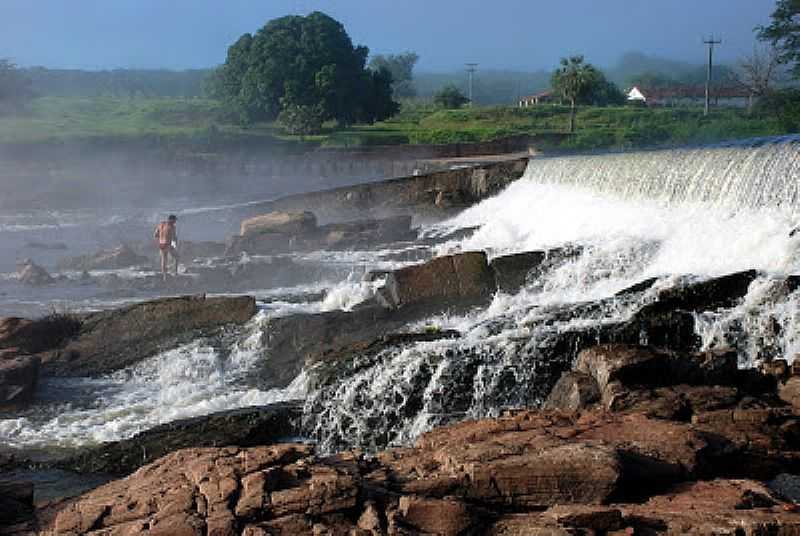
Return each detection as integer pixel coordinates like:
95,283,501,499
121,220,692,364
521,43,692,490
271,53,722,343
0,354,39,409
617,479,800,535
575,344,670,392
0,317,32,349
780,376,800,413
397,496,475,535
543,371,601,411
381,251,496,310
543,505,623,531
240,211,317,237
41,294,257,376
356,501,383,533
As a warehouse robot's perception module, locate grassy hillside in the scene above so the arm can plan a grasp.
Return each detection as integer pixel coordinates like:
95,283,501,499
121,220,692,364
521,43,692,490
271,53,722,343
0,96,788,152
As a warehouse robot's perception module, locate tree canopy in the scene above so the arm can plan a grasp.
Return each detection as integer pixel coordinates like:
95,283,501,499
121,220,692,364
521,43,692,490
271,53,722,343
368,52,419,98
434,84,469,109
758,0,800,78
551,56,600,132
209,12,398,129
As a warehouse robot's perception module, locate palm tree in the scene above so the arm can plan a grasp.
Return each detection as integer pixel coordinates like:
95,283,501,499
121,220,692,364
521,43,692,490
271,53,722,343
551,55,599,133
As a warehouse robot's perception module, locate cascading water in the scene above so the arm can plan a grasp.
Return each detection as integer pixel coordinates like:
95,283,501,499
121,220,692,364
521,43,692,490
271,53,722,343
3,135,800,459
304,136,800,453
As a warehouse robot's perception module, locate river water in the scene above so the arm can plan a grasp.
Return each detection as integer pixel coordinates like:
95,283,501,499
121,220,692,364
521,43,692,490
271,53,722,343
1,136,800,458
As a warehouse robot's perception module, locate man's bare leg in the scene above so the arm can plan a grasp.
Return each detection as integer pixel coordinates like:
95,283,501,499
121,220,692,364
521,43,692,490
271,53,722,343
171,247,180,276
160,249,168,281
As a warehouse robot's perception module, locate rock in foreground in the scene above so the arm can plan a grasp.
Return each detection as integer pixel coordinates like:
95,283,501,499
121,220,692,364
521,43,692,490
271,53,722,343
43,407,800,536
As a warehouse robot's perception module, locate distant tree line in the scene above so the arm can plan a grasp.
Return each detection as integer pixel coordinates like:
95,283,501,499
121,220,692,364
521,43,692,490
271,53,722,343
24,68,209,98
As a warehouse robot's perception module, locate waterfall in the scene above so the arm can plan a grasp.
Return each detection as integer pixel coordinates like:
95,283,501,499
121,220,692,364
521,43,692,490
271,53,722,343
305,136,800,454
522,135,800,210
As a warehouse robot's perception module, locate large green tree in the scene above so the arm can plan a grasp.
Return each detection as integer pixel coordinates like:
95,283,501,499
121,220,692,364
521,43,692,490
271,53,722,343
758,0,800,78
210,12,397,128
368,52,419,98
551,55,600,132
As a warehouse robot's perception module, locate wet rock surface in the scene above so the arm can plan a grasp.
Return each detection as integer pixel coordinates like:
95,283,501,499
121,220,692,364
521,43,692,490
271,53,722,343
38,294,257,376
59,402,304,476
56,244,151,272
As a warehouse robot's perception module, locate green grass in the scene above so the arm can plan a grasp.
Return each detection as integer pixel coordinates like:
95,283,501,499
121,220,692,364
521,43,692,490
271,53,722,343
0,96,790,152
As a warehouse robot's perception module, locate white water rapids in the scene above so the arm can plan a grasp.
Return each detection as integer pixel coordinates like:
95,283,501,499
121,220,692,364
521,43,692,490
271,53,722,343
2,135,800,456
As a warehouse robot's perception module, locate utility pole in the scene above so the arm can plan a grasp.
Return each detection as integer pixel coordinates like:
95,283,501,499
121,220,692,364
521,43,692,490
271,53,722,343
703,36,721,116
465,63,478,106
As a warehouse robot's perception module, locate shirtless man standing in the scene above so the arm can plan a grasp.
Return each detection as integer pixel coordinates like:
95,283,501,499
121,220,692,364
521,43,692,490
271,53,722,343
154,214,179,280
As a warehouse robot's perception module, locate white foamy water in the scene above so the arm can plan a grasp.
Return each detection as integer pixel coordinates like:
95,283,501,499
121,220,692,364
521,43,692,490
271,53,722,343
0,311,306,449
306,138,800,452
5,137,800,454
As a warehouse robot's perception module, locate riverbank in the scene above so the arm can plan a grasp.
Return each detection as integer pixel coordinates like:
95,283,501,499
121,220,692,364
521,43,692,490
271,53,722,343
0,96,788,152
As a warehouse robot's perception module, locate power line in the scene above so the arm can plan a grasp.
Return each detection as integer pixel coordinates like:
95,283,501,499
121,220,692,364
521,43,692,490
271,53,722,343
465,63,478,106
703,36,721,116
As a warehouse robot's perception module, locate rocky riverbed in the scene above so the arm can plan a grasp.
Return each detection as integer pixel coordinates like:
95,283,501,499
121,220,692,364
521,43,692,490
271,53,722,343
2,139,800,534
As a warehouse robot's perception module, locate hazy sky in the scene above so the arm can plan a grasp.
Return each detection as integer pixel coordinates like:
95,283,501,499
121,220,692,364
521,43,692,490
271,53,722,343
0,0,778,71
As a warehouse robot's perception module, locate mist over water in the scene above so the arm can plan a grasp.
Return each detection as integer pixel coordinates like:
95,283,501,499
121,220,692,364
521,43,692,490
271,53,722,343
2,136,800,456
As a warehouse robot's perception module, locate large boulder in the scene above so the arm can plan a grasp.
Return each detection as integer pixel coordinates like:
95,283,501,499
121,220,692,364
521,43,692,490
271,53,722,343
61,402,303,476
261,306,427,388
41,294,257,376
57,244,150,271
380,251,496,311
0,355,40,410
240,211,317,237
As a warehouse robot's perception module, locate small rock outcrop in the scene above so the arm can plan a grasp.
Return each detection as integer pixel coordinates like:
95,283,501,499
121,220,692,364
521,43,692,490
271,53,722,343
240,211,318,237
57,244,151,271
16,259,55,286
40,294,257,376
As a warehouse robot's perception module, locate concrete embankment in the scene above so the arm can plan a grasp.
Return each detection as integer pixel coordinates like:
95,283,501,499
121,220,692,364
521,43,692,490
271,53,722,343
236,157,530,222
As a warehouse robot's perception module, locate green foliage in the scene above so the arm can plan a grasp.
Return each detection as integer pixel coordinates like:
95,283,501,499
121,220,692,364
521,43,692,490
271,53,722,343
277,102,325,135
756,88,800,131
369,52,419,98
551,55,602,132
434,84,469,109
758,0,800,78
551,56,600,106
212,12,398,126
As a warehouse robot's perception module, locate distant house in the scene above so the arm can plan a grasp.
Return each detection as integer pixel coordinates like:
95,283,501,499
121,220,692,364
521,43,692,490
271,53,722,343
518,90,557,107
626,85,751,108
